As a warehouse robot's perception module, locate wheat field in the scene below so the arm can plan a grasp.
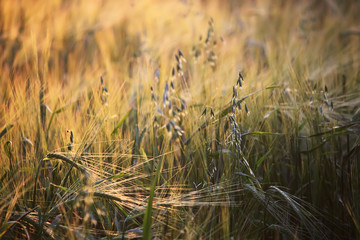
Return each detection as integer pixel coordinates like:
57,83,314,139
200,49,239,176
1,0,360,239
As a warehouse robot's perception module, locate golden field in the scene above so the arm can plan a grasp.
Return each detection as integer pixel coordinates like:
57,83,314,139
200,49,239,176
1,0,360,239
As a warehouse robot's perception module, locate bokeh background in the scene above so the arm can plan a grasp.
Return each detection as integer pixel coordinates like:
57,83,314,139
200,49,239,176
1,0,360,239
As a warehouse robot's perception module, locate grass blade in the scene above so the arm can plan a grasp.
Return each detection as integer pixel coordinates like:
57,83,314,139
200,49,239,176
143,155,164,240
111,107,133,135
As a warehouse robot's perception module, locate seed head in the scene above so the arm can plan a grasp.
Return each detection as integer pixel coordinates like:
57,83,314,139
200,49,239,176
201,108,207,118
237,101,241,110
210,108,215,118
239,72,244,81
233,86,237,98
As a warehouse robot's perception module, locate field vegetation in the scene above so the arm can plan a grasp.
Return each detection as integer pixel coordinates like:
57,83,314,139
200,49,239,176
0,0,360,239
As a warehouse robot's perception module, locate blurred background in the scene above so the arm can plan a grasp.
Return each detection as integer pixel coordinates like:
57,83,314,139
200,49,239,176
1,0,360,239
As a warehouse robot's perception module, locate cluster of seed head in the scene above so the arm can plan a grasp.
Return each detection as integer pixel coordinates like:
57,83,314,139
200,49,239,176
175,49,186,76
231,72,249,115
309,83,333,115
150,50,188,143
227,72,248,151
200,107,215,119
192,18,224,69
321,85,333,114
228,115,242,151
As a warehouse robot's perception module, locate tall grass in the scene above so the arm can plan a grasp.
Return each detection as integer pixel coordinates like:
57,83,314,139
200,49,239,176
1,0,360,239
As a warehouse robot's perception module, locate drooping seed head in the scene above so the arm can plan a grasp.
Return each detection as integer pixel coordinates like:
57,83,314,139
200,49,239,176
166,122,171,132
233,86,237,98
178,49,184,58
181,99,186,111
201,108,207,118
237,101,241,110
228,115,235,123
239,72,244,81
210,108,215,118
245,104,249,114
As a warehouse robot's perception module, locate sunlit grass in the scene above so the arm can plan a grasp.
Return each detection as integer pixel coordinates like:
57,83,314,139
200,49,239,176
1,0,360,239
